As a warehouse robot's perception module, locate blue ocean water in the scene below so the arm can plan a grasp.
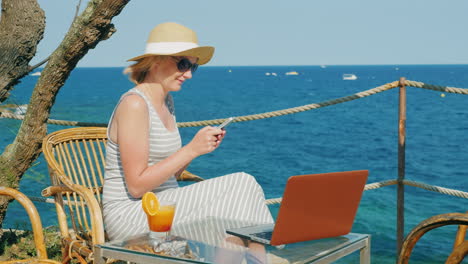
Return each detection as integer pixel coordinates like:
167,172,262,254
2,65,468,263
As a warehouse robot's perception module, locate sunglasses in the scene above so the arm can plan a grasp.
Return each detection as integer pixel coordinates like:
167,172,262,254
172,57,199,73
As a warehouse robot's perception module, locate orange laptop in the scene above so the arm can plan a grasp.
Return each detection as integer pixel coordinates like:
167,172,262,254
226,170,368,246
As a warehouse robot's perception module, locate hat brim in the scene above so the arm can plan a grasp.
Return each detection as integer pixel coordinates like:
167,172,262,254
127,46,215,65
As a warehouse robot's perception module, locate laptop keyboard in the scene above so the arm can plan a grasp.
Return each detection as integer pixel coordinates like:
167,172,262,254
252,231,273,240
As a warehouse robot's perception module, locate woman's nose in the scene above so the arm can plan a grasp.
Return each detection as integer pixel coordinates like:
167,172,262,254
182,69,193,79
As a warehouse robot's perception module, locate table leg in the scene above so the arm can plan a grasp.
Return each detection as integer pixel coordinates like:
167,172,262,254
93,245,105,264
360,237,371,264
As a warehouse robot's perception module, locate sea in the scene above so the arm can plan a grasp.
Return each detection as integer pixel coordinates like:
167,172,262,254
1,65,468,263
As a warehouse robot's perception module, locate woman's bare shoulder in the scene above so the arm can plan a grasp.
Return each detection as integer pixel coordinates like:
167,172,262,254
119,93,148,112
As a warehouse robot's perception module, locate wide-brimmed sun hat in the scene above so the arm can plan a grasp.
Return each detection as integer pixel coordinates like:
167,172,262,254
127,22,215,65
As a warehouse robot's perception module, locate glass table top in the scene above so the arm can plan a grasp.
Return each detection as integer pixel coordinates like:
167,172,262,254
96,217,369,264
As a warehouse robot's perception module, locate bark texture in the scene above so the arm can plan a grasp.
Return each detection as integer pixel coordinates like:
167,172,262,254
0,0,45,103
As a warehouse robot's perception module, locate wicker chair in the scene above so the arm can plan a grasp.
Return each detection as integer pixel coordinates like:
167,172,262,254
0,186,61,264
397,212,468,264
41,127,204,264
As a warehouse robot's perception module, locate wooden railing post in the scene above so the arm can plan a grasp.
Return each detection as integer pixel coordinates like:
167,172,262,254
397,77,407,257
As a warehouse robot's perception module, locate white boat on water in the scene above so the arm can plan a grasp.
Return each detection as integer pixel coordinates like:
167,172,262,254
31,72,41,76
343,74,357,80
285,71,299,76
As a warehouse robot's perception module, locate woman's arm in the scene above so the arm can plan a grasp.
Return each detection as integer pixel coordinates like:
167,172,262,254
175,163,190,178
174,131,226,177
114,95,224,198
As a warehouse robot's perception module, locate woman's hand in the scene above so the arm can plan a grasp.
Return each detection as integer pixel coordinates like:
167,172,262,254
186,126,226,157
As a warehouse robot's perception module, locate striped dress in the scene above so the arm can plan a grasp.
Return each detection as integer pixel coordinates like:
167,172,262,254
102,88,273,241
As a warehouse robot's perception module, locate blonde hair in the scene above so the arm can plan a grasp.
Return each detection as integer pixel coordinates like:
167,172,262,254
124,56,169,84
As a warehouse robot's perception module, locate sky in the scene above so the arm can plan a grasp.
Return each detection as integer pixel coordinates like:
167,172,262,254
28,0,468,67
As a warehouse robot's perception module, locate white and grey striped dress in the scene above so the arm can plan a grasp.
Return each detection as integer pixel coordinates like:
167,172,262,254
103,88,273,241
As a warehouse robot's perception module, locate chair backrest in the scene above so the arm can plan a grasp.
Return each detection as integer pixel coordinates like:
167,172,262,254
42,127,107,244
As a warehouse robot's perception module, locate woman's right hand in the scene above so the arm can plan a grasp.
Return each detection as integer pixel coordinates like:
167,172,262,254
186,126,225,157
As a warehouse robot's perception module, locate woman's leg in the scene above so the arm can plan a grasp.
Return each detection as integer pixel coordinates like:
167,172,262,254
159,172,274,225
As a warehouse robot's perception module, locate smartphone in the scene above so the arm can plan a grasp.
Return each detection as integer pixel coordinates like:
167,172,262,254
217,117,236,129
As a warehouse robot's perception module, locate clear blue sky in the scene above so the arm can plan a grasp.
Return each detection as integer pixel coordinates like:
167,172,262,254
32,0,468,67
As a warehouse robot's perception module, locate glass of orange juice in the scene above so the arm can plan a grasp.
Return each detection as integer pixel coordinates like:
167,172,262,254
147,200,176,239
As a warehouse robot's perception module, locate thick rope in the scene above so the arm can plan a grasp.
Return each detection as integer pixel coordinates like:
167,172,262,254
0,111,105,127
403,179,468,199
265,180,399,205
364,179,398,190
265,198,282,205
405,80,468,95
265,179,467,205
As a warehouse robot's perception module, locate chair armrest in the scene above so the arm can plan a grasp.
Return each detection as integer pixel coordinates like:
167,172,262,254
45,174,106,246
398,212,468,264
42,185,73,197
177,170,204,182
0,187,48,260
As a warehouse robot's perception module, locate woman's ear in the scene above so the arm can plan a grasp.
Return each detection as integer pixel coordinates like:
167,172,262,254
148,60,160,75
151,61,159,71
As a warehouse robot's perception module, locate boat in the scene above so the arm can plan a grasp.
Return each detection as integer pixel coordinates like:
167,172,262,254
31,72,41,76
343,74,357,80
285,71,299,76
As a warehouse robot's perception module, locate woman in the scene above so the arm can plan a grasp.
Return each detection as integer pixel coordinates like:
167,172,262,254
102,22,273,243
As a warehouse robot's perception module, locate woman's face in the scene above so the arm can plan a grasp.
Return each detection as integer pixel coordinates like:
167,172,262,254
150,56,198,92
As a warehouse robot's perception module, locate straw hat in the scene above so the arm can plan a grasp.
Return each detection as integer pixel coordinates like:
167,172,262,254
127,22,215,65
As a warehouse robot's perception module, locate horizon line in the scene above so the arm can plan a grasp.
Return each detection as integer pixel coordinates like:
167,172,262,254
61,63,468,69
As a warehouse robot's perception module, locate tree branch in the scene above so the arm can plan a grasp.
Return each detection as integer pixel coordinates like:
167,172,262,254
0,0,45,103
29,0,84,74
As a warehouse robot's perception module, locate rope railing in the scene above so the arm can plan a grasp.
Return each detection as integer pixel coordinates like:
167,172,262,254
403,179,468,199
264,179,468,205
405,80,468,95
364,179,398,190
0,111,106,127
2,79,468,128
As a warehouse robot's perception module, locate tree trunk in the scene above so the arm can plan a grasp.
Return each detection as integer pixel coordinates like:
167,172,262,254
0,0,45,231
0,0,45,103
0,0,130,229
